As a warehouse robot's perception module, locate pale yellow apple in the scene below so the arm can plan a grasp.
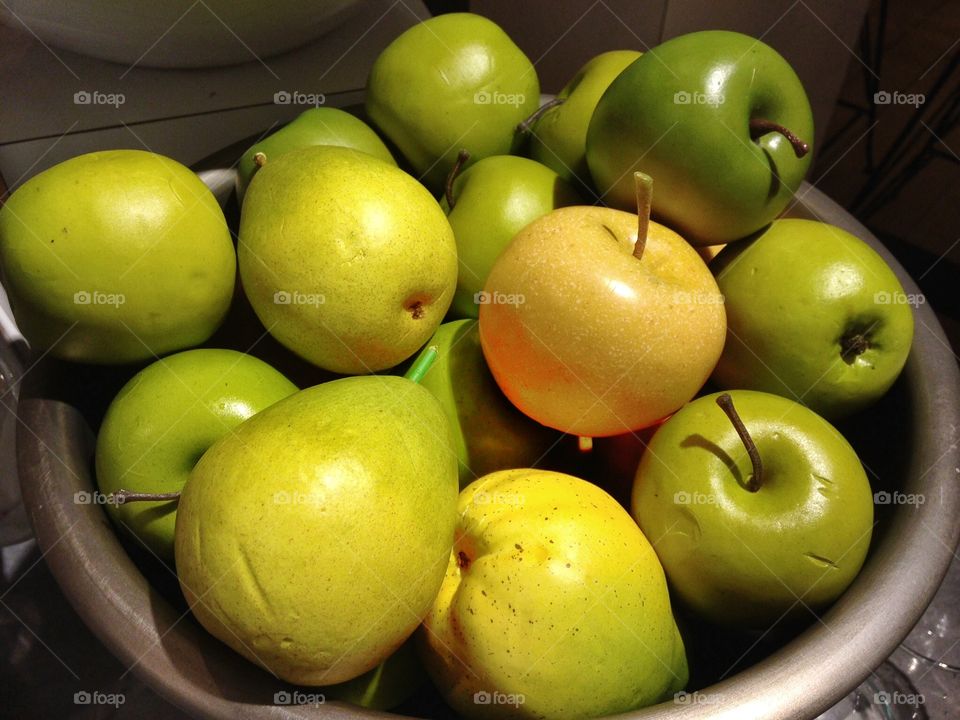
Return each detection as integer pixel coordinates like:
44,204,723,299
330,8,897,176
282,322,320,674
420,469,688,719
479,205,726,436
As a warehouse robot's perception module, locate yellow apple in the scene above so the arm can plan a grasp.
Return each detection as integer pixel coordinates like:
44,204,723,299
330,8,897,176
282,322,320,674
420,469,688,718
479,183,726,436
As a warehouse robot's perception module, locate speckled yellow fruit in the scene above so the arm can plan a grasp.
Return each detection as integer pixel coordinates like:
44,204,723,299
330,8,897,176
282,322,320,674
238,145,457,374
175,376,459,685
479,205,726,436
420,469,688,719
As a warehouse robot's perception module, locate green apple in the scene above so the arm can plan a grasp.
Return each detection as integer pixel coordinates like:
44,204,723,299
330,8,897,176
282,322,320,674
420,469,688,719
236,107,395,204
0,150,235,363
528,50,641,189
323,637,426,711
238,145,457,374
479,196,726,436
441,155,581,318
632,390,874,628
587,30,814,245
412,319,560,487
365,12,539,193
95,349,296,562
712,219,914,419
175,374,459,685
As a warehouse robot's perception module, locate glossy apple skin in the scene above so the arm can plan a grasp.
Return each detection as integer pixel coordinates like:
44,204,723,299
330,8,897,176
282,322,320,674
479,205,726,436
0,150,236,363
632,390,874,629
414,319,561,487
236,107,395,203
420,469,688,719
441,155,581,318
238,145,457,374
530,50,641,189
175,376,459,686
95,349,297,562
586,31,814,245
712,219,914,419
365,12,540,192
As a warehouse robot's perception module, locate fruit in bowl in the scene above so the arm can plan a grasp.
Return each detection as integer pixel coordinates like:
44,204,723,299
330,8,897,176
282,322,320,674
175,373,459,685
238,145,458,374
236,107,396,204
420,469,688,719
5,16,948,720
587,30,814,245
0,149,236,363
96,348,298,562
632,390,874,628
478,176,726,436
710,219,915,419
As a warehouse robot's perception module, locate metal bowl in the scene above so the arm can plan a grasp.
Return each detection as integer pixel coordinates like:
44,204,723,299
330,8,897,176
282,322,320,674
16,182,960,719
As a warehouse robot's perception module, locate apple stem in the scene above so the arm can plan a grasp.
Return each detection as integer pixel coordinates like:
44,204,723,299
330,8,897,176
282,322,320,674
578,436,594,453
253,152,267,168
715,394,763,492
748,118,810,158
516,96,566,134
405,345,439,384
444,149,470,210
108,490,181,505
633,172,653,261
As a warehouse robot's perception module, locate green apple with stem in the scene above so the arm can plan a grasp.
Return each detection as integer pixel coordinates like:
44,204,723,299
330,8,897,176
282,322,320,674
365,12,540,193
173,350,459,685
587,30,814,245
238,145,457,374
632,390,874,628
711,218,914,419
525,50,642,190
236,107,395,204
95,349,297,562
411,319,561,488
441,152,581,319
0,150,235,363
420,468,688,719
479,173,725,436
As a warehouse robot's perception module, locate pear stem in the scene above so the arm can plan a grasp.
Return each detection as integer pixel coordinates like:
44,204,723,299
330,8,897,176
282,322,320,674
749,118,810,158
715,394,763,492
633,172,653,261
405,345,439,384
516,96,566,134
253,152,267,167
444,149,470,210
108,490,181,505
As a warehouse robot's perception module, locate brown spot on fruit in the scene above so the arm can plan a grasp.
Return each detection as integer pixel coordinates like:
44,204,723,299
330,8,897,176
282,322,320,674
407,300,425,319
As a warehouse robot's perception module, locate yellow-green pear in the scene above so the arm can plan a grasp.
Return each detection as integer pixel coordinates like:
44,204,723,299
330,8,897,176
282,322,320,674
175,375,458,685
238,146,457,374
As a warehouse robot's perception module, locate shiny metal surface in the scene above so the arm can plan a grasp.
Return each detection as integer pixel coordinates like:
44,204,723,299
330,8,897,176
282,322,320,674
15,182,960,719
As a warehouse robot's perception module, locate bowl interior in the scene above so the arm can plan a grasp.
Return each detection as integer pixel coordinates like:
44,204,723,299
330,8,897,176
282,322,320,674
15,178,960,720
